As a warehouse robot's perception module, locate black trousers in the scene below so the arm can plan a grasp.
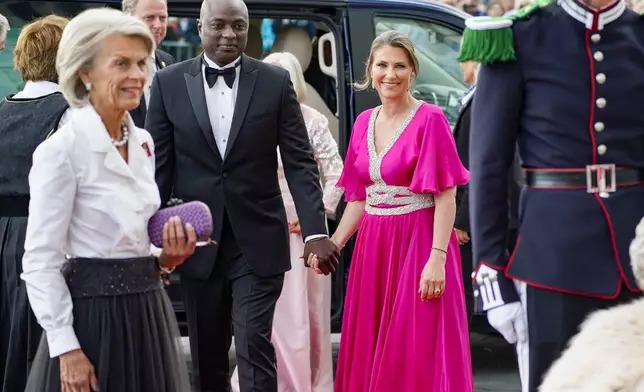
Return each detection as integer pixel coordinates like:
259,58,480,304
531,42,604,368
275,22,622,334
526,283,639,391
460,240,474,326
0,216,42,392
181,213,285,392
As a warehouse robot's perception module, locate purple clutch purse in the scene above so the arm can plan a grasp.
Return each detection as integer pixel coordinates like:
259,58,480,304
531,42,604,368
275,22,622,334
148,200,214,248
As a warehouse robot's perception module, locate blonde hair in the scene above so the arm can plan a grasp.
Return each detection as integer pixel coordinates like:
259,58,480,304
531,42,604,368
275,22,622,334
263,51,308,102
354,30,419,91
14,15,68,83
0,13,9,42
56,8,155,108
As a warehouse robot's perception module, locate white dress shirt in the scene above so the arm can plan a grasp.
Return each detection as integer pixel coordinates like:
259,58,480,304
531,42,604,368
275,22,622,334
21,105,161,358
12,80,70,127
200,55,327,242
202,54,241,157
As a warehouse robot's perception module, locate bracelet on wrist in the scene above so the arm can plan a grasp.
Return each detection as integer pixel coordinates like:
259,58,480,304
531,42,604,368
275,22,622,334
155,256,176,274
431,247,447,255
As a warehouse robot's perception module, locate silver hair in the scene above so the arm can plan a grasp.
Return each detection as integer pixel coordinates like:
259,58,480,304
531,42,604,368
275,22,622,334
0,13,10,42
263,52,308,102
122,0,167,15
56,8,155,108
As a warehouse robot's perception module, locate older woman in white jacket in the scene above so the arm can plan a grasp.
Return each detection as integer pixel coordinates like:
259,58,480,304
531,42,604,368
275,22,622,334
22,8,195,392
539,218,644,392
231,51,344,392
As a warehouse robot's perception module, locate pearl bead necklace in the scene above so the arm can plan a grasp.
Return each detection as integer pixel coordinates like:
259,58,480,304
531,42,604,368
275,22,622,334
112,121,129,148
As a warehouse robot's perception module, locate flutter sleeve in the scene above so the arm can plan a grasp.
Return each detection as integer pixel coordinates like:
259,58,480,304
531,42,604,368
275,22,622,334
336,111,370,202
409,107,469,194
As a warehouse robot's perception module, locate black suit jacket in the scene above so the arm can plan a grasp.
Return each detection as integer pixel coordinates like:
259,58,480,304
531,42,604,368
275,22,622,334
130,49,176,128
454,99,472,233
454,95,522,233
146,54,327,279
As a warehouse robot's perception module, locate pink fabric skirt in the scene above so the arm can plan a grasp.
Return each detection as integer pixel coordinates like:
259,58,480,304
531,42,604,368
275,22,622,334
334,207,473,392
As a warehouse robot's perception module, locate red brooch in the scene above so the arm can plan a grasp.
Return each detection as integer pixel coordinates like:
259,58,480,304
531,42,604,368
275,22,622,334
142,142,151,157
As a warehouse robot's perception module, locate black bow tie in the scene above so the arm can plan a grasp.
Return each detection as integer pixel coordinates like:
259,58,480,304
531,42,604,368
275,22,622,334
205,66,237,89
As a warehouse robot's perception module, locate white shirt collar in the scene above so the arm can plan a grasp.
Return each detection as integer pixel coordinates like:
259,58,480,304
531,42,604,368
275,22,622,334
202,54,241,70
12,81,61,99
558,0,626,30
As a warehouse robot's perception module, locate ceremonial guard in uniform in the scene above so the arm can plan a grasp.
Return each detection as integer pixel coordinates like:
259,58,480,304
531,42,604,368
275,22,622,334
459,0,644,390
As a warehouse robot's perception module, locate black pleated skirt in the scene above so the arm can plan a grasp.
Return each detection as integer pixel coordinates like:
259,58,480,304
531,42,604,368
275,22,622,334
24,256,191,392
0,216,42,392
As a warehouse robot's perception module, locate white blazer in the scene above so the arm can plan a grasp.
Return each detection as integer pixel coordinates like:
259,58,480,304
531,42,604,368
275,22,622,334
21,104,161,359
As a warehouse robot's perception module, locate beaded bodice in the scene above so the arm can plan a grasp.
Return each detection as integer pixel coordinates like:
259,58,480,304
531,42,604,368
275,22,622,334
365,101,435,216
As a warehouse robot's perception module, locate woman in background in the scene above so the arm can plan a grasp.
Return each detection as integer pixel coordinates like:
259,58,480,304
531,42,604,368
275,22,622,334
0,15,69,392
311,31,472,391
23,8,194,391
232,51,344,392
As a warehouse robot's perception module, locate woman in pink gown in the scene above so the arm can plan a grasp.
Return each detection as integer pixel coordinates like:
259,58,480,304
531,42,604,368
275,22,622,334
310,31,473,391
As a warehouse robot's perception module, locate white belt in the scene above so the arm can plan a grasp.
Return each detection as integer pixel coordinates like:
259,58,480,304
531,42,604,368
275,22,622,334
365,184,434,216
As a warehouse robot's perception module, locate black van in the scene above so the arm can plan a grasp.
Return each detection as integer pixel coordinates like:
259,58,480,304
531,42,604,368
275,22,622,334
0,0,473,334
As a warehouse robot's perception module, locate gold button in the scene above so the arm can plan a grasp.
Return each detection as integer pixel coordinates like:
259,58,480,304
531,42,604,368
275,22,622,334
596,98,607,109
597,144,607,155
596,73,606,84
591,33,601,43
593,51,604,62
594,122,605,132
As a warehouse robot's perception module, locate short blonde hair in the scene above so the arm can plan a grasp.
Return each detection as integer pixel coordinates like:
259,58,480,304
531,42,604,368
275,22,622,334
14,15,68,83
56,8,155,108
263,52,308,102
354,30,419,91
0,13,9,42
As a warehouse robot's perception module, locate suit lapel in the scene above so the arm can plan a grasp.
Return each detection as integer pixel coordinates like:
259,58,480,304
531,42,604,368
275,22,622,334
224,54,258,159
155,49,168,69
184,55,222,161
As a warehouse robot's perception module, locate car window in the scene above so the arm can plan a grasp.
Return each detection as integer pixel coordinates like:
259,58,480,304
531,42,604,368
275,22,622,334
374,16,467,127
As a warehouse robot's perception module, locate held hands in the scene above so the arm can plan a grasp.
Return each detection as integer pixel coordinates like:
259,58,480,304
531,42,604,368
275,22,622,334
59,349,99,392
419,250,447,301
303,238,340,275
159,216,197,269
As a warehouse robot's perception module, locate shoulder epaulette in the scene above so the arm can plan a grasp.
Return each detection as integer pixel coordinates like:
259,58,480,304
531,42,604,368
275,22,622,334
457,0,552,64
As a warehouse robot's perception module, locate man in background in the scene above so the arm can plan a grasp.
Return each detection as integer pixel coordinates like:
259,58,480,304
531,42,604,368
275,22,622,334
0,13,9,52
123,0,175,127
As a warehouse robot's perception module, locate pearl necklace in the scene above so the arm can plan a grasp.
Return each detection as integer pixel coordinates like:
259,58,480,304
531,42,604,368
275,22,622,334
112,121,129,148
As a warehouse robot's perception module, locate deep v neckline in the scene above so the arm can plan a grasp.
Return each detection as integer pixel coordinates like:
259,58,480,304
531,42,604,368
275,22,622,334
367,100,422,185
368,100,422,158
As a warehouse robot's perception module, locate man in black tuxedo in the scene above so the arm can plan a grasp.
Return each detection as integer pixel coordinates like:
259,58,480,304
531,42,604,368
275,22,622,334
145,0,340,391
123,0,176,127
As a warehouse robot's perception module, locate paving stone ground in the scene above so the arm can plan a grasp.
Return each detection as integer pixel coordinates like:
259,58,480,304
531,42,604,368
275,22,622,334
181,332,521,391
